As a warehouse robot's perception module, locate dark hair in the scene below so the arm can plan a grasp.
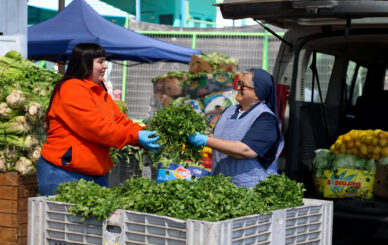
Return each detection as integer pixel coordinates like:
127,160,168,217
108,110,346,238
44,43,106,130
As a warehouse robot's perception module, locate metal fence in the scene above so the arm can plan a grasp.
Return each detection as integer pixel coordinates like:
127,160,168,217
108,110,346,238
109,28,283,119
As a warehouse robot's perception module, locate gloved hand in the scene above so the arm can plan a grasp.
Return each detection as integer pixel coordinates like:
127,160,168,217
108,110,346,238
188,132,208,147
138,130,162,153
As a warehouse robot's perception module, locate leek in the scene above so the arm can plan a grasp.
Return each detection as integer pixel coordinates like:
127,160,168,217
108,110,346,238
0,116,31,135
0,134,39,150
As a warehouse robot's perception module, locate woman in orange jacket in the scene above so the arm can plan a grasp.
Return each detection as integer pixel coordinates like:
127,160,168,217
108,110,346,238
36,43,161,195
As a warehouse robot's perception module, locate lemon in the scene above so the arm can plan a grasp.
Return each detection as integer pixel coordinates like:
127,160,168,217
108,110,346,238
373,146,382,155
379,138,387,147
382,146,388,157
372,154,380,161
360,144,368,156
346,140,355,148
344,134,352,141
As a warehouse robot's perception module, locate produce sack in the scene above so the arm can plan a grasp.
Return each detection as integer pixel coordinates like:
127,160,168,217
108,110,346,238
152,72,188,108
203,90,238,128
313,168,375,200
185,72,235,98
189,53,238,73
156,163,210,184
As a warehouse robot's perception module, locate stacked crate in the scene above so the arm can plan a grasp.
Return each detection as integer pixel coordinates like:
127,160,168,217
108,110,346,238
0,172,38,244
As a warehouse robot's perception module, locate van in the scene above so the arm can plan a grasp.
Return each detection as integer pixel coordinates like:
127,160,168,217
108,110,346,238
217,0,388,244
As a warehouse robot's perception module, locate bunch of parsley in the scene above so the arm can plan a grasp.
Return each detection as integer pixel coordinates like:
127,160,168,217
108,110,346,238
144,101,209,166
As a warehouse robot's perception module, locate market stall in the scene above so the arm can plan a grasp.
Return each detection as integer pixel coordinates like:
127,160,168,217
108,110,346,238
27,0,200,63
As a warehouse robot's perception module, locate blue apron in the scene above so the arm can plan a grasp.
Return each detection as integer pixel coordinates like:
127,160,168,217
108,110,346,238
212,103,284,188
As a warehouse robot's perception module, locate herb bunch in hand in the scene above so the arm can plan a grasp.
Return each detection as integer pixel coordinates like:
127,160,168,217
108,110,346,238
144,101,209,166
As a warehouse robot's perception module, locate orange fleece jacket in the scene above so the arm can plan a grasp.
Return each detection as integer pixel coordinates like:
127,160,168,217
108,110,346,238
41,78,143,175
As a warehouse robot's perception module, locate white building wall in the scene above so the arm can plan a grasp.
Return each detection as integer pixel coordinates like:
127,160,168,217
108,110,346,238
0,0,27,57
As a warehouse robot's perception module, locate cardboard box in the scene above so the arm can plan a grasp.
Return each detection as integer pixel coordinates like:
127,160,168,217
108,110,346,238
0,172,38,244
185,73,235,98
189,54,237,73
156,163,211,184
313,168,375,200
373,165,388,198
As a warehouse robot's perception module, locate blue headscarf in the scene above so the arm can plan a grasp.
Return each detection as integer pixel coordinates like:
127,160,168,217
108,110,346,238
253,69,278,116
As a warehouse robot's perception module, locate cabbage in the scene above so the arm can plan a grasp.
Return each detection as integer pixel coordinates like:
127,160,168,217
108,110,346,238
332,154,358,169
378,157,388,166
313,149,333,169
365,159,377,172
353,158,366,170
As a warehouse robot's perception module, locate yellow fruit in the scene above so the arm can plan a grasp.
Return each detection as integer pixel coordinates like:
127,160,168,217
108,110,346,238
379,138,387,147
360,144,368,156
365,135,373,144
203,146,212,154
373,146,382,155
367,144,374,152
330,144,335,151
371,137,379,146
355,140,362,149
346,140,355,148
372,154,380,161
340,144,346,153
351,148,358,156
344,134,352,141
382,146,388,157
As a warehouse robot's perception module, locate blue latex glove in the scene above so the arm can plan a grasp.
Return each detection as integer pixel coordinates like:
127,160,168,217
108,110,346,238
188,132,208,147
138,130,162,153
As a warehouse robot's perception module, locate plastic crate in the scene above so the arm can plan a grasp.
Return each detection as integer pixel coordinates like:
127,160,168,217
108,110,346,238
28,197,333,245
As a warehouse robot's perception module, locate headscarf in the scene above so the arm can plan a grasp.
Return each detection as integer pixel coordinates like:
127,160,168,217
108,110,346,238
253,68,278,116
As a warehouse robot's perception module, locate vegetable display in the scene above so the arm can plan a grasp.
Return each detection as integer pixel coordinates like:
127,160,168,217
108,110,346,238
0,51,61,176
54,173,305,222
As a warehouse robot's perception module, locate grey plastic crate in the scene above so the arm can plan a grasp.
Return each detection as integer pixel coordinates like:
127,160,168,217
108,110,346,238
28,197,332,245
28,196,104,245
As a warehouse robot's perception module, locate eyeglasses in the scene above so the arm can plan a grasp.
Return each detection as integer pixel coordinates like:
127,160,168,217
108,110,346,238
236,80,254,90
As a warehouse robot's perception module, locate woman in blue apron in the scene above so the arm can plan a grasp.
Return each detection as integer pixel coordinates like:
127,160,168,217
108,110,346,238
188,69,284,188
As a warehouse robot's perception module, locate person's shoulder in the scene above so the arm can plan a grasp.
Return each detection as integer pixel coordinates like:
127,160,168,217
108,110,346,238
61,78,91,90
258,112,277,120
59,79,93,97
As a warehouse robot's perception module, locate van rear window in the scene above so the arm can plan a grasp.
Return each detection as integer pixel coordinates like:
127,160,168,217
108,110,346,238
303,52,334,103
346,62,367,106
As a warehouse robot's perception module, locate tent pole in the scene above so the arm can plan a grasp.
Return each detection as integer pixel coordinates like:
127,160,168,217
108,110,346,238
58,0,66,75
121,14,130,102
136,0,141,21
262,24,269,71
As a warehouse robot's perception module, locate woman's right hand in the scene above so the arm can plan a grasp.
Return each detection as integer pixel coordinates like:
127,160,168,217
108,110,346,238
138,130,162,153
188,132,208,147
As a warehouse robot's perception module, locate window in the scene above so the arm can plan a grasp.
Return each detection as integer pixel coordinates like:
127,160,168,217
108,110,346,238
303,52,335,103
384,68,388,90
194,17,201,27
206,18,213,28
159,14,173,25
345,61,367,106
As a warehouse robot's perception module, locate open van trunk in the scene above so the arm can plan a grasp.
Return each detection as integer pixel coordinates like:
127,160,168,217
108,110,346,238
217,0,388,243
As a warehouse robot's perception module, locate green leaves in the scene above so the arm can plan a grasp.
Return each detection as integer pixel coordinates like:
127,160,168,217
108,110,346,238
144,102,209,166
54,173,305,222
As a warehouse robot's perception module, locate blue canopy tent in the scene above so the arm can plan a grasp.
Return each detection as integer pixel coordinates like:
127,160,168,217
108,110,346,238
28,0,200,63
